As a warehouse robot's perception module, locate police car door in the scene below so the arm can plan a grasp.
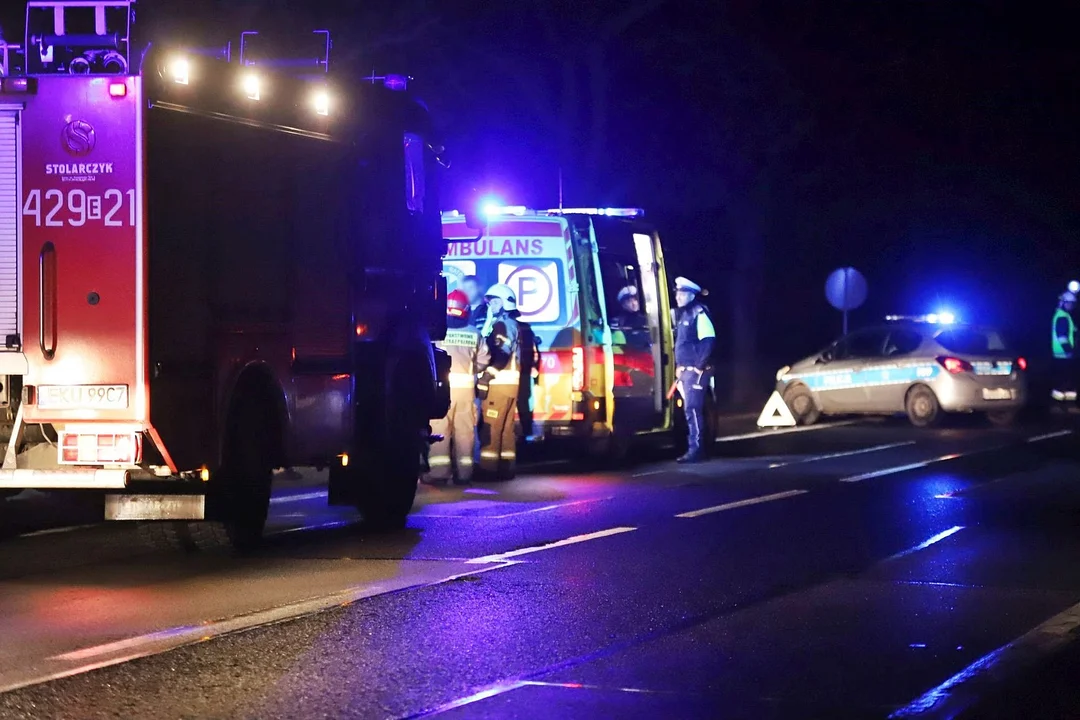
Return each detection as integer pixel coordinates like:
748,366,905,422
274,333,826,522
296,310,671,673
864,326,925,412
815,328,889,411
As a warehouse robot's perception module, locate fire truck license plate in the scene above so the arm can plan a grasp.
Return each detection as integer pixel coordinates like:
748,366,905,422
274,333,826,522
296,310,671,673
37,385,129,410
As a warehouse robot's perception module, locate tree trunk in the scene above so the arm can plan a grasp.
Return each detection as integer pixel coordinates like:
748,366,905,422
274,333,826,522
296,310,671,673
727,182,768,409
583,42,608,198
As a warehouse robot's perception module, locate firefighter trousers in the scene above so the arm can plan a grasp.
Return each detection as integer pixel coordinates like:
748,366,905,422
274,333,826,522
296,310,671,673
427,390,477,482
479,386,518,479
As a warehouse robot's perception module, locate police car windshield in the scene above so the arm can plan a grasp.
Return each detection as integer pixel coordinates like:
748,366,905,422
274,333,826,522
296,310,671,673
934,327,1008,355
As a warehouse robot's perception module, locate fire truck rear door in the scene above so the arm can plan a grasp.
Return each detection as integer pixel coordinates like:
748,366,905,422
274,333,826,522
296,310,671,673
20,77,145,425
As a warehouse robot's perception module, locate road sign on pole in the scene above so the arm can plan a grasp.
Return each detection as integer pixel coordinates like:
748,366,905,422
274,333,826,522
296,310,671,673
825,267,867,335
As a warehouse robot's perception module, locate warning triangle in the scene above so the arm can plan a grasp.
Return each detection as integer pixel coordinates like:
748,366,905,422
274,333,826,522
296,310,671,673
757,391,798,428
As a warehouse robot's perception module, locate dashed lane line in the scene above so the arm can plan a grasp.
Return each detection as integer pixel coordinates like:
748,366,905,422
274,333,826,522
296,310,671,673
840,429,1073,483
675,489,809,518
715,419,859,443
465,527,638,564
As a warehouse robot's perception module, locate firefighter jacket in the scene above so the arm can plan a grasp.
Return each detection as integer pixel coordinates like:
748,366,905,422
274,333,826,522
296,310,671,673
437,326,491,391
483,316,521,387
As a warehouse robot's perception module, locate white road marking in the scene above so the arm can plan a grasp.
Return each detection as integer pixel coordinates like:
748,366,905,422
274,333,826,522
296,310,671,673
840,452,969,483
9,561,517,695
842,429,1074,483
771,441,915,467
465,527,637,564
421,497,613,519
715,419,859,442
886,525,964,561
17,523,100,539
269,490,327,505
889,596,1080,718
675,489,809,518
1026,429,1073,443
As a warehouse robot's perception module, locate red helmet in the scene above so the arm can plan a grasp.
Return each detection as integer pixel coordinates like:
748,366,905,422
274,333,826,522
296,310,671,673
447,289,469,318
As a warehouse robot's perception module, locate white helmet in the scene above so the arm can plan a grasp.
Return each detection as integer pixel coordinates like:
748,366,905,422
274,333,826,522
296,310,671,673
485,283,517,311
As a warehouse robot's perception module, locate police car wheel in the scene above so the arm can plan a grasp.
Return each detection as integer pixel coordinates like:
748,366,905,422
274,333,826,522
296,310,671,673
782,384,820,425
905,385,941,428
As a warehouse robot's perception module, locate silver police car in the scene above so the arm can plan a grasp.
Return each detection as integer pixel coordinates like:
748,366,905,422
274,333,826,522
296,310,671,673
775,315,1027,427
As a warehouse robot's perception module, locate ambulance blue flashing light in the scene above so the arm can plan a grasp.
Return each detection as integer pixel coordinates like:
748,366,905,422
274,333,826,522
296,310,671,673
545,207,645,218
482,204,528,218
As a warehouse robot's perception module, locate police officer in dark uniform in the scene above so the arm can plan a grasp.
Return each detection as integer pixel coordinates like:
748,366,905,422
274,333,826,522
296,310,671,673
672,276,715,463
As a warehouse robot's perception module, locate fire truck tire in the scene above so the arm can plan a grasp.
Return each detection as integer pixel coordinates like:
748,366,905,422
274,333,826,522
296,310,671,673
354,344,427,530
195,377,280,551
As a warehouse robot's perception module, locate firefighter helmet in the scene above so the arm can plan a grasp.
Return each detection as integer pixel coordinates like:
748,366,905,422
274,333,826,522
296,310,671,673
484,283,517,311
447,289,469,318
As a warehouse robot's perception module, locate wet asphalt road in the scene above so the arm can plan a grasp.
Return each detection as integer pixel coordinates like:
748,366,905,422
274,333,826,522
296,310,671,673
1,416,1080,718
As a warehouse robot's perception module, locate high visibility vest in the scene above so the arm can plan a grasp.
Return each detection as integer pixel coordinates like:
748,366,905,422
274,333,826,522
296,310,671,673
1052,308,1075,359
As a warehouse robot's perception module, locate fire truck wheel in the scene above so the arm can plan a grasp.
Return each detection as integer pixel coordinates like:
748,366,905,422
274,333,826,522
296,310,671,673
195,383,278,551
354,347,427,530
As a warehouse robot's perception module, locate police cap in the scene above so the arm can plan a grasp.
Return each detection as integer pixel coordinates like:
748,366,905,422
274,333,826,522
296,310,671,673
674,276,707,296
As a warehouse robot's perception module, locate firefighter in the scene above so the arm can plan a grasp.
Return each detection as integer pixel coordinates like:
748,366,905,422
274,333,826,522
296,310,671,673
477,283,521,480
1051,285,1078,404
672,276,715,463
424,290,490,485
461,275,489,332
509,306,541,440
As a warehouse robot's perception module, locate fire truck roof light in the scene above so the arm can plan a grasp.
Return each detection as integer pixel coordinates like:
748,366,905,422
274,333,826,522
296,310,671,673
313,88,330,116
169,57,190,85
242,73,260,100
108,81,127,97
545,207,645,218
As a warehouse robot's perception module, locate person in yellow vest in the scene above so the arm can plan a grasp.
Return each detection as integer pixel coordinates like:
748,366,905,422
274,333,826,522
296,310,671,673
1051,284,1078,404
423,290,490,485
477,283,521,480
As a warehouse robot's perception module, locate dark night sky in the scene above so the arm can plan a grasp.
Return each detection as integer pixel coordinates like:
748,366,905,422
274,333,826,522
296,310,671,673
4,0,1078,362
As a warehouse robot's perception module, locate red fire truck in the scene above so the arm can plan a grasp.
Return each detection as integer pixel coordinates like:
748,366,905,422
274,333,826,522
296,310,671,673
0,1,451,548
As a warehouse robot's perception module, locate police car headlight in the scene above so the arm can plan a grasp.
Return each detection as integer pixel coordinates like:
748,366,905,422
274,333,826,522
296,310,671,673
776,366,790,382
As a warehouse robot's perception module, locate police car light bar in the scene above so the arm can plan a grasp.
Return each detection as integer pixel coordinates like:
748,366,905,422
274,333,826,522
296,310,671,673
544,207,645,218
885,312,957,325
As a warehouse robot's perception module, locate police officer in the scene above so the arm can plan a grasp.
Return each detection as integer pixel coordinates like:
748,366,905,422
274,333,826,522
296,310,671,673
424,290,491,485
1051,283,1078,404
672,276,715,463
477,283,521,479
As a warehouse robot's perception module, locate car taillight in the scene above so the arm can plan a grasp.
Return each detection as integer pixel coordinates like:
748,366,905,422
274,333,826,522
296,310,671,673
1017,357,1027,371
571,346,585,392
937,356,973,374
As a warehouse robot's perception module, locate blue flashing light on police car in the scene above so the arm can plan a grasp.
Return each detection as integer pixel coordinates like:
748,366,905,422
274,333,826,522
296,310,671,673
885,311,957,325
